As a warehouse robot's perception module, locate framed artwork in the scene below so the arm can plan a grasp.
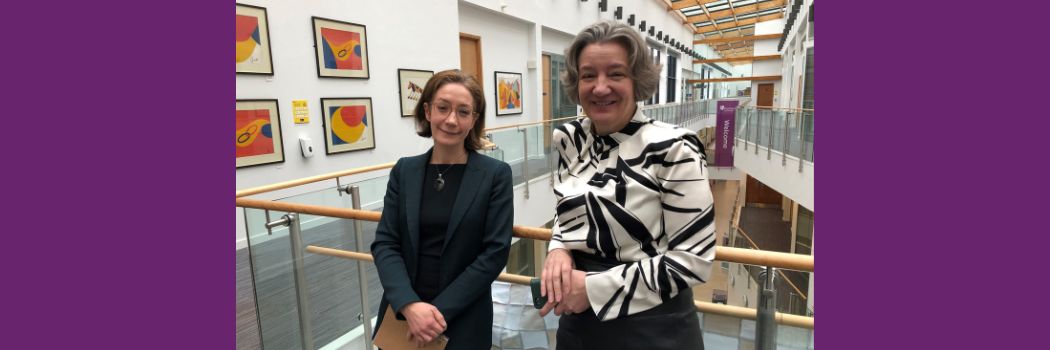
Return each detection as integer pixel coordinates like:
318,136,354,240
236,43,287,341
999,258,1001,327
235,4,274,75
494,71,523,115
321,97,376,154
397,69,433,117
236,100,284,168
312,17,370,79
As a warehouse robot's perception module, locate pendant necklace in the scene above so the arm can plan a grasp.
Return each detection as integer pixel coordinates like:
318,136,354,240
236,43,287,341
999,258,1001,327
434,164,452,192
433,153,466,192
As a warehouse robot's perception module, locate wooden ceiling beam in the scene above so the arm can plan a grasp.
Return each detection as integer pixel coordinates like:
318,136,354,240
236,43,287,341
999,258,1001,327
727,0,741,28
685,0,786,23
672,0,721,11
693,54,778,64
687,75,781,83
696,12,783,34
697,2,723,36
694,33,781,45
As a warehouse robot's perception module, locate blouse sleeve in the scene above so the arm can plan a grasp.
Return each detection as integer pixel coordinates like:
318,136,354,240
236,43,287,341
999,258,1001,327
583,134,717,321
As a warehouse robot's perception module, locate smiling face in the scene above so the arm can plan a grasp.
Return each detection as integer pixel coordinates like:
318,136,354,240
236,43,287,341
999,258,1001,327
424,83,477,149
577,42,636,135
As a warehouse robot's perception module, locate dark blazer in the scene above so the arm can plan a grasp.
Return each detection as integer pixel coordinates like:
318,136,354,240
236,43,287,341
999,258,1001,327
370,149,513,350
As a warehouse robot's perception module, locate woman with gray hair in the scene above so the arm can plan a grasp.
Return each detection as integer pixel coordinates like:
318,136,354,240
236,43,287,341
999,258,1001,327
538,21,714,349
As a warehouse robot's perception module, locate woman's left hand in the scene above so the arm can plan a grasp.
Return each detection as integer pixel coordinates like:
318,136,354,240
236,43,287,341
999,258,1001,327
553,270,589,315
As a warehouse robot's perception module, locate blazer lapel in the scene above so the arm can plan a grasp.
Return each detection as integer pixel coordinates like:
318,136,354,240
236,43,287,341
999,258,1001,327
403,149,430,256
442,151,485,253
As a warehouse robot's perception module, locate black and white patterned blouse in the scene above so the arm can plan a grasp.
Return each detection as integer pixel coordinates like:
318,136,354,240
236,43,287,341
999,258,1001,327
549,108,716,321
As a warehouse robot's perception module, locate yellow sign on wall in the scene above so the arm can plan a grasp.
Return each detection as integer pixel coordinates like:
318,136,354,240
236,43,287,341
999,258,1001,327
292,100,310,124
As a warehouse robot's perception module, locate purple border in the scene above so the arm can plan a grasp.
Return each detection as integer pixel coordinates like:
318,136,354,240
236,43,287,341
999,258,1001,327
818,1,1048,348
3,2,231,348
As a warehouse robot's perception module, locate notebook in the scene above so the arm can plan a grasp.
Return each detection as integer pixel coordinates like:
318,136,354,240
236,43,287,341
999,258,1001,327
373,305,448,350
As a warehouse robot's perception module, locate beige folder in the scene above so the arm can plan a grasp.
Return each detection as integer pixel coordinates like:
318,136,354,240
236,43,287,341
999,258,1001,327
373,306,448,350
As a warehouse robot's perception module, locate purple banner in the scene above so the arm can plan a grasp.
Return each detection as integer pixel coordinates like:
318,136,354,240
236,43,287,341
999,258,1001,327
714,100,738,167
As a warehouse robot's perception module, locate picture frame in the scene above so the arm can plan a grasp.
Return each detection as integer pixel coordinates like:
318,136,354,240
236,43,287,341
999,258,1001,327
320,97,376,154
312,17,370,79
236,99,284,168
235,4,274,75
494,71,523,115
397,69,434,117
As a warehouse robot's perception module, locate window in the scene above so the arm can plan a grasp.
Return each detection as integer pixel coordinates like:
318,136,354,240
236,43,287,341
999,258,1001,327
647,46,661,105
665,54,677,103
802,48,813,109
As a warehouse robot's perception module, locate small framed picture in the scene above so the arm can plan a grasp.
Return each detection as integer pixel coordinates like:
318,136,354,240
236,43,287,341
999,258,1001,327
494,71,523,115
235,4,274,75
397,69,434,117
236,99,284,168
312,17,370,79
321,97,376,154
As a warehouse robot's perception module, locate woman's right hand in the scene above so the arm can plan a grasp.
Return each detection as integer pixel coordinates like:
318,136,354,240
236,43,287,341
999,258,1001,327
540,248,574,311
400,302,446,346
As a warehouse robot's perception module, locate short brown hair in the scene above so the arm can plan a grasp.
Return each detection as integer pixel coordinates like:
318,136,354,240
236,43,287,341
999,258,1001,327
414,70,487,151
562,21,661,104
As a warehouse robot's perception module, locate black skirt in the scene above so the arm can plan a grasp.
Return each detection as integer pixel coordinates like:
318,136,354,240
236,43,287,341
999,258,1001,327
556,252,704,350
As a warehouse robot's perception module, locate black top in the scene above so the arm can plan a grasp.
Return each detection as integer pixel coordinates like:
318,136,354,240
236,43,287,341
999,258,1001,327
414,163,466,302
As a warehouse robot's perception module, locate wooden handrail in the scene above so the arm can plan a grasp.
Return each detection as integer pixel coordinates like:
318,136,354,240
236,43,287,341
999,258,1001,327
736,225,809,300
236,162,396,198
305,244,813,329
236,198,813,272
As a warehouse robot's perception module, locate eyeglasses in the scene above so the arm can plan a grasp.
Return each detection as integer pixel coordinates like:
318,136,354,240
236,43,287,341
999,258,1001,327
427,102,475,119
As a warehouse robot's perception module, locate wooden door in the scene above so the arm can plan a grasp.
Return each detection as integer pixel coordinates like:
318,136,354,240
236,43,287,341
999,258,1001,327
745,175,782,207
459,33,483,91
757,83,774,108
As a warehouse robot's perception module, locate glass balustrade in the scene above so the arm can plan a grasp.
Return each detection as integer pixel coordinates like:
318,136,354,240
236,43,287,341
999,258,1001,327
244,176,389,350
734,107,815,165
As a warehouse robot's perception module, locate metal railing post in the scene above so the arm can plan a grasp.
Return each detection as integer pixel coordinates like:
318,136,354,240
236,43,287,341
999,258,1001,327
754,110,760,155
783,112,790,166
519,128,530,199
743,108,748,151
348,186,375,350
799,113,807,172
266,214,315,350
755,266,778,350
767,110,773,160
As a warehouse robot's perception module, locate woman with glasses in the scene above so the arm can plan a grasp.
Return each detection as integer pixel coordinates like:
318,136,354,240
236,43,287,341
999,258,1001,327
371,70,513,349
538,21,714,349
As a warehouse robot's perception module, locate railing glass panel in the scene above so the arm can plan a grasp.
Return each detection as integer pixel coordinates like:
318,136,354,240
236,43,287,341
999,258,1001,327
734,107,814,165
245,176,390,349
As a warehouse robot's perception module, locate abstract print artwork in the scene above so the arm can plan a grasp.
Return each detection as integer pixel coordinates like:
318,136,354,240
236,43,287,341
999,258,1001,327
321,98,376,154
494,71,523,115
235,4,273,75
397,69,434,117
312,17,369,79
236,100,284,168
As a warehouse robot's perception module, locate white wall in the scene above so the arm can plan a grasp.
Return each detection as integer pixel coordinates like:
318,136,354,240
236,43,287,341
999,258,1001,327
751,19,784,106
236,0,462,247
541,27,574,56
778,0,814,110
458,3,535,127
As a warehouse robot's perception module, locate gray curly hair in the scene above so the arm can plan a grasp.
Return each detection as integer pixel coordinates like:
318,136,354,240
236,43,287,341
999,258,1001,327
561,21,662,104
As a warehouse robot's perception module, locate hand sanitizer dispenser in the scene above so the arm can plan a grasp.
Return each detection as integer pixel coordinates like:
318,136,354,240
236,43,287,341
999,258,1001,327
299,136,315,158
